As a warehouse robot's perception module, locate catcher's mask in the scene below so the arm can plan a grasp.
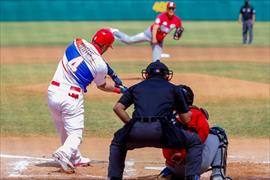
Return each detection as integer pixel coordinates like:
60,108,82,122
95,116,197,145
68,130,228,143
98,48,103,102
178,84,194,106
141,60,173,81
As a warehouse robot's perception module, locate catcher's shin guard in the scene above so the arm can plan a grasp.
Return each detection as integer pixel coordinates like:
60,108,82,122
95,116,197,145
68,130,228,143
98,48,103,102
210,127,229,179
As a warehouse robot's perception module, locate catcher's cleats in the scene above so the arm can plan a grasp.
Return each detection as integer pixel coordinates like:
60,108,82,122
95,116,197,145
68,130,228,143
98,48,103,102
159,167,173,179
210,175,232,180
52,151,75,173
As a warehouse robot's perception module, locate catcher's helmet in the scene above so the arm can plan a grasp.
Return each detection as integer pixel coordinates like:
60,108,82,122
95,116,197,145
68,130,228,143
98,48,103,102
92,28,115,48
178,85,194,106
167,1,176,9
142,60,173,81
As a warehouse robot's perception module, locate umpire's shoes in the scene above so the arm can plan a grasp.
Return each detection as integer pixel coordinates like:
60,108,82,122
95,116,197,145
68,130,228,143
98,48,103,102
185,175,200,180
71,156,91,167
52,151,75,173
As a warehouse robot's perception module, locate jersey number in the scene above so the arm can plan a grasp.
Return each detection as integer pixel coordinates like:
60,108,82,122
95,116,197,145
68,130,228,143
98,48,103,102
67,57,84,72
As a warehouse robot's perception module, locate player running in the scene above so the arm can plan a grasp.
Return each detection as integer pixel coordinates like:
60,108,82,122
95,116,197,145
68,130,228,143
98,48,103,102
47,28,127,173
110,1,184,62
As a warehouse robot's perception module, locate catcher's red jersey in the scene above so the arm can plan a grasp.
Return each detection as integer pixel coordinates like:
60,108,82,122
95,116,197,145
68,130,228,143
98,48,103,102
150,12,181,42
162,106,209,167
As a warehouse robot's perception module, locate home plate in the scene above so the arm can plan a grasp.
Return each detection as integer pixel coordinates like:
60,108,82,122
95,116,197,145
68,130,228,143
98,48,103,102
161,53,171,58
144,166,164,171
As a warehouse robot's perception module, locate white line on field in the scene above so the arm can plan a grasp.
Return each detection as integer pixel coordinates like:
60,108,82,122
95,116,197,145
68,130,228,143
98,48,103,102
9,160,30,177
8,174,106,179
2,153,269,164
0,154,53,161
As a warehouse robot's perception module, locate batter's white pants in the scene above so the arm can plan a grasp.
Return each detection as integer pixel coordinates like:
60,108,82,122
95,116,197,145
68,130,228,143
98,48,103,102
48,82,85,160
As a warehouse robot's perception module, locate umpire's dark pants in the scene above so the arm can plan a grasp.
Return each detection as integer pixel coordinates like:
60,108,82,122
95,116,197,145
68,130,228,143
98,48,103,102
242,19,253,44
108,120,203,179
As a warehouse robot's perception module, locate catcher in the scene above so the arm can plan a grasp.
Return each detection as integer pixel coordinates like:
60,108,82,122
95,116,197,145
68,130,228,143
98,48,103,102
110,1,184,62
159,85,231,180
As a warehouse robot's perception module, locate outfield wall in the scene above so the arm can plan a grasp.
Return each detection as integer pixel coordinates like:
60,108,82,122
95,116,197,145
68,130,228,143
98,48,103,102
1,0,269,21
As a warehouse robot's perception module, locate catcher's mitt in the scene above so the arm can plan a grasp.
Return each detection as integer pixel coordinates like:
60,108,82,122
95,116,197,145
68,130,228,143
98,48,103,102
173,27,184,40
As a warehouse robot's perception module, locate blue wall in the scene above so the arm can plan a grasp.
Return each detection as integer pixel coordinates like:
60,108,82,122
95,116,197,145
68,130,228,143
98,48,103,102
1,0,269,21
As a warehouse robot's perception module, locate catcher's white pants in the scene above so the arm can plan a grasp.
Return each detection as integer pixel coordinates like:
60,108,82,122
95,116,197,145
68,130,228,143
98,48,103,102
48,81,84,159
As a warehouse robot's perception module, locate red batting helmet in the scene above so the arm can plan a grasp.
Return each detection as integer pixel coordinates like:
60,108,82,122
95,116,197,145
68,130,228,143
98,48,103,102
92,28,115,48
167,1,176,9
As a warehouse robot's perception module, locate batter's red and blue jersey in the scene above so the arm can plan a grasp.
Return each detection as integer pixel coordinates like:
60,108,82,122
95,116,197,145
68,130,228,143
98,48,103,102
65,39,94,92
59,38,108,92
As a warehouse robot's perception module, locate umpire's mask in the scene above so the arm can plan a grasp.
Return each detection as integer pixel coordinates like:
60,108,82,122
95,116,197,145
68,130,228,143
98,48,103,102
141,60,173,81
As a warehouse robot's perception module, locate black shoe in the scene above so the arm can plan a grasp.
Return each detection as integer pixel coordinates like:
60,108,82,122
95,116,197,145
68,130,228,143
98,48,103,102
185,175,200,180
107,177,122,180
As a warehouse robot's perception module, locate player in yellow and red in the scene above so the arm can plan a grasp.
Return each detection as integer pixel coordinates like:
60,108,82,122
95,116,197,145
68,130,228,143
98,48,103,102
110,1,184,62
160,85,231,180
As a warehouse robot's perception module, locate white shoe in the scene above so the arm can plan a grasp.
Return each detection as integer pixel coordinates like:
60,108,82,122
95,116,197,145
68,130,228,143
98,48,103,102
71,156,91,167
109,28,119,34
52,151,75,173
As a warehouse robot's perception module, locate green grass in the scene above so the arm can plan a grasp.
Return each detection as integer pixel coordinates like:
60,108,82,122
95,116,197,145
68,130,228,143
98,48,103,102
110,61,270,84
1,61,269,85
197,98,270,137
1,89,269,137
0,60,269,137
1,21,270,47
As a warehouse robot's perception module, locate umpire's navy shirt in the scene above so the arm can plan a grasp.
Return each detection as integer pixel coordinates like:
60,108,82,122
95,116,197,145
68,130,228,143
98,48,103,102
240,6,256,21
118,77,189,118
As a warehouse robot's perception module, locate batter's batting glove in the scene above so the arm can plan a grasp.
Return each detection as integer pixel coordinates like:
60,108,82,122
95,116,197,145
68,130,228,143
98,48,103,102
119,85,128,93
114,85,128,94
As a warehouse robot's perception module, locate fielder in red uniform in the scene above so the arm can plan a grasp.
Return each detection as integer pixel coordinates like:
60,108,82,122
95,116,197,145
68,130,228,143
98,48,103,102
110,1,184,62
160,85,231,180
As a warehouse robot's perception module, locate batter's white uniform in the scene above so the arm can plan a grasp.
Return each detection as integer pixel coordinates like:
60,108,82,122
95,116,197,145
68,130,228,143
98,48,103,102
48,38,108,162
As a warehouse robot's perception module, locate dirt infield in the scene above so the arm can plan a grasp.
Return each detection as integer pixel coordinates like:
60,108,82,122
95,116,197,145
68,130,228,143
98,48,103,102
1,46,270,179
0,136,269,180
17,72,269,102
1,46,269,64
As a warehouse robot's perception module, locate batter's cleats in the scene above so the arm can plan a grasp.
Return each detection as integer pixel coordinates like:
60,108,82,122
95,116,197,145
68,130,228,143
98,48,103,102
52,151,75,173
71,156,91,167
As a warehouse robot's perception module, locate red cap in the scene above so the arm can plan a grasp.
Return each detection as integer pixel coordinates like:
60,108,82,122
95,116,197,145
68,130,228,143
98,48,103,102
167,1,176,9
92,28,115,48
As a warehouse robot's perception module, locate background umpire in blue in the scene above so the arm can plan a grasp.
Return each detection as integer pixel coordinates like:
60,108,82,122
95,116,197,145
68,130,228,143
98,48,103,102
238,0,256,44
107,60,203,180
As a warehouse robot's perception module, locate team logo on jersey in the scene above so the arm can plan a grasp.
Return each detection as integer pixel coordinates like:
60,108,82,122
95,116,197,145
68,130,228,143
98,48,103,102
162,21,168,26
170,24,176,29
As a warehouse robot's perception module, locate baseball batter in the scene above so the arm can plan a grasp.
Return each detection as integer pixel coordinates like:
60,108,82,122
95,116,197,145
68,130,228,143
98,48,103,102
47,28,127,173
160,85,231,180
111,1,184,62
